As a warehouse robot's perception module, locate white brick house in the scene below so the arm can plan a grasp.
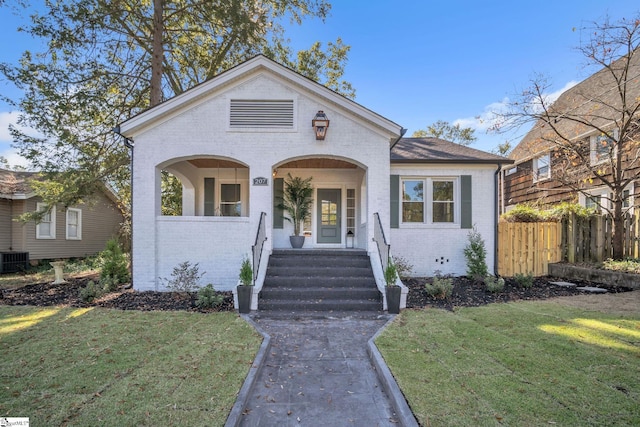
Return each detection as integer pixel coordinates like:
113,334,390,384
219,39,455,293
119,55,511,300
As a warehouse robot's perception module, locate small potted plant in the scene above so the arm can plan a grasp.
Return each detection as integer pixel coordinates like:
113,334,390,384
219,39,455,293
237,257,253,313
279,173,313,248
384,258,401,314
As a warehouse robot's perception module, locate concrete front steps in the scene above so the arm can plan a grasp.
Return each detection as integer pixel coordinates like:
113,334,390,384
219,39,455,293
259,249,382,312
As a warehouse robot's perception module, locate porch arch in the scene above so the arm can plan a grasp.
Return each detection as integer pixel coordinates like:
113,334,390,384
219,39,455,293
158,155,250,217
271,155,369,249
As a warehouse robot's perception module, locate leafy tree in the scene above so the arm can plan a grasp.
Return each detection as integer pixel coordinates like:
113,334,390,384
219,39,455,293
496,15,640,259
412,120,477,146
0,0,353,227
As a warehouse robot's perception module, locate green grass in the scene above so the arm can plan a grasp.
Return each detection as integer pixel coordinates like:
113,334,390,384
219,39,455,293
0,306,262,426
377,302,640,426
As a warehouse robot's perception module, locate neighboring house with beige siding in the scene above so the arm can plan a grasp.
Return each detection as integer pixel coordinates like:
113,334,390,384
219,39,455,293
0,168,123,266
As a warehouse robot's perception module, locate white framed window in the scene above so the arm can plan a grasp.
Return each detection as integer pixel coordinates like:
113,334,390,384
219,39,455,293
220,183,242,216
36,202,56,239
66,208,82,240
506,166,517,176
401,177,458,225
581,185,633,213
533,153,550,182
590,130,618,166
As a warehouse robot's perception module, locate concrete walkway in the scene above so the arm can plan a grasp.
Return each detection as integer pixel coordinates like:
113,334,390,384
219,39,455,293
228,312,416,427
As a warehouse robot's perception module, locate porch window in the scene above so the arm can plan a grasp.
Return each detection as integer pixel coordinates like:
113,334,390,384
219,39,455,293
220,183,241,216
36,202,56,239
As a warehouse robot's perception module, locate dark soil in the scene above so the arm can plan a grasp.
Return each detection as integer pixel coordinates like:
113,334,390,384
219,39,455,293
405,276,633,311
0,273,632,312
0,274,234,312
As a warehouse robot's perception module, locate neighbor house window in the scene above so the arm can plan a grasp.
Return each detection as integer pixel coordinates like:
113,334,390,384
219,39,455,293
582,186,633,213
36,202,56,239
66,208,82,240
402,178,457,224
220,183,241,216
533,153,550,182
590,130,618,166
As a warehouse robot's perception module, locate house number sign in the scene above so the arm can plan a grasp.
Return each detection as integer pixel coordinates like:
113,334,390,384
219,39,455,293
253,177,269,186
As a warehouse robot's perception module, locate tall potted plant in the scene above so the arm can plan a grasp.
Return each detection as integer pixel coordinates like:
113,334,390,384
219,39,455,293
279,173,313,248
237,257,253,313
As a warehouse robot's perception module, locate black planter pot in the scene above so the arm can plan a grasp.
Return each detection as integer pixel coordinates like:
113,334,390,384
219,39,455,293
386,286,401,314
237,285,253,313
289,235,305,248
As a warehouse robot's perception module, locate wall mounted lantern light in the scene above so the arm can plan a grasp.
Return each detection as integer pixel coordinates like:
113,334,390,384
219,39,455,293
312,110,330,140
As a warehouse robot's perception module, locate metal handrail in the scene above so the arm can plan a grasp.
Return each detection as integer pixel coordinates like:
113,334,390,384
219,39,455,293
373,212,390,272
251,212,267,285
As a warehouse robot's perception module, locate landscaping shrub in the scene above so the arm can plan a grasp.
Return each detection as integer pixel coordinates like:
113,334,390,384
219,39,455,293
100,238,130,286
425,272,453,299
384,259,398,286
602,258,640,274
393,256,414,280
160,261,204,292
463,227,488,282
514,272,534,288
79,280,104,302
239,257,253,286
196,284,224,308
485,275,505,293
548,202,597,220
501,204,553,223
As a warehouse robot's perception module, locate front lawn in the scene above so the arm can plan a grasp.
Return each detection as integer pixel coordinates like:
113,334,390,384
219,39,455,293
377,299,640,426
0,307,262,425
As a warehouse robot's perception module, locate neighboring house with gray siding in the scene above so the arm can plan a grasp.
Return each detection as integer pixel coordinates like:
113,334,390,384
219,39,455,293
0,168,123,264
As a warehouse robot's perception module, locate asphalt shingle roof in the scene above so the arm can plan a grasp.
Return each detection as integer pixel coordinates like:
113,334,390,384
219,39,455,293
391,137,513,164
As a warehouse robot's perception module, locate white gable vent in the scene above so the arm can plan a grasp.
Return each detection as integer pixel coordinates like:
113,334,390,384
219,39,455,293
230,99,295,129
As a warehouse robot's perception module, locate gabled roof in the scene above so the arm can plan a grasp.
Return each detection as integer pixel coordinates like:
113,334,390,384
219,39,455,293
391,138,513,165
510,51,640,162
0,168,37,199
119,55,404,139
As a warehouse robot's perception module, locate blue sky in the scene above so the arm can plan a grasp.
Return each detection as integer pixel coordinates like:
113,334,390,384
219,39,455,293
1,0,638,168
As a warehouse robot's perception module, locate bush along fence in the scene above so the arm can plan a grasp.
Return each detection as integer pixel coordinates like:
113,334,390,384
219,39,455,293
497,211,640,276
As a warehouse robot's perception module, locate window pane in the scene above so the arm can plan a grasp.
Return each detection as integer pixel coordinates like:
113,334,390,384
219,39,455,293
403,181,423,202
221,184,240,202
433,202,454,222
39,222,50,236
433,181,453,201
402,180,424,223
403,202,424,222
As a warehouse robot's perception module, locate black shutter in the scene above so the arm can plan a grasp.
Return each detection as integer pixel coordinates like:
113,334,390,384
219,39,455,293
461,175,472,229
273,177,284,228
390,175,399,228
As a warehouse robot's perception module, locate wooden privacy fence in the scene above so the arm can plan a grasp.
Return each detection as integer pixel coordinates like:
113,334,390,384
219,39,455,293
497,222,562,277
562,212,640,262
497,212,640,276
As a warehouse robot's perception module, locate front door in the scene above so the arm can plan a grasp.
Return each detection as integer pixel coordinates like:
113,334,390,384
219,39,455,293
317,189,341,244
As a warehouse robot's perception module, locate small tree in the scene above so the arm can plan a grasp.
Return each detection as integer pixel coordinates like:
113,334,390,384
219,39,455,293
496,15,640,259
463,227,488,282
412,120,477,146
100,238,130,290
159,261,204,293
279,174,313,236
239,257,253,286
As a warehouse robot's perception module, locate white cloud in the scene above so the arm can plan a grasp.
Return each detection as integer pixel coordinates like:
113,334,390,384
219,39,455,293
453,80,580,134
0,111,21,143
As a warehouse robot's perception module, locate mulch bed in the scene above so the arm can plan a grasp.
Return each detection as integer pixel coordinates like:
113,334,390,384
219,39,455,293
0,273,633,312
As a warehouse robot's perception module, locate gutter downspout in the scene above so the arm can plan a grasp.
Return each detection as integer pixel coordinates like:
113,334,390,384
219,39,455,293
390,128,408,150
112,125,134,280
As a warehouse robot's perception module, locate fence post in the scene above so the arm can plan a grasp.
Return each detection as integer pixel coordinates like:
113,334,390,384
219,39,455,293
567,213,576,263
